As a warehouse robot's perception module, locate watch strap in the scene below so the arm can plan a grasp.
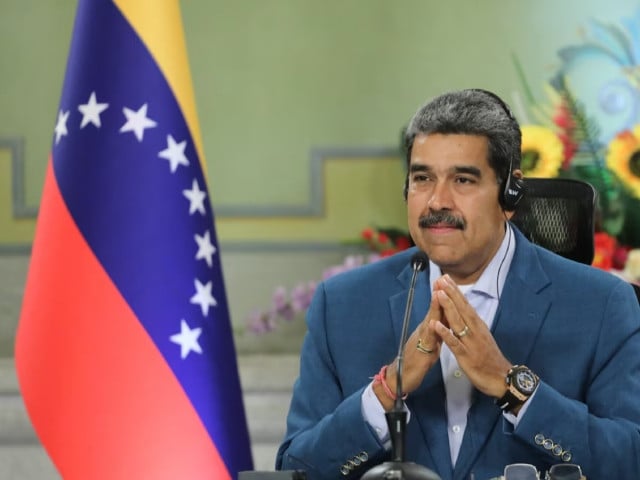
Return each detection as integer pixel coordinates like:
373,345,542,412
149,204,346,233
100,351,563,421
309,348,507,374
496,388,527,412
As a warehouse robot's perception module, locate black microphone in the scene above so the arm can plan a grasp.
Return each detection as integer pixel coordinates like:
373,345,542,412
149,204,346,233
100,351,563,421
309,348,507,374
392,251,428,456
362,251,441,480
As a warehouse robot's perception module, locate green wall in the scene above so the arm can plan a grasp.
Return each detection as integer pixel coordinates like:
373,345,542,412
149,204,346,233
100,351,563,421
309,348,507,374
1,0,638,245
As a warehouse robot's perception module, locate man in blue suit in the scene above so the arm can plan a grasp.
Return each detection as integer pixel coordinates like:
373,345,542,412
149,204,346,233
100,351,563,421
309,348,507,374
276,89,640,480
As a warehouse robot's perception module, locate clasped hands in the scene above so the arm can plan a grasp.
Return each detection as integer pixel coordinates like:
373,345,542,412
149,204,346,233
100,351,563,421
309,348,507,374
375,274,512,410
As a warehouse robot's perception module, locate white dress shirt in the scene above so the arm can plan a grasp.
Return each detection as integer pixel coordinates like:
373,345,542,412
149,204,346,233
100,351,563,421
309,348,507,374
362,224,532,465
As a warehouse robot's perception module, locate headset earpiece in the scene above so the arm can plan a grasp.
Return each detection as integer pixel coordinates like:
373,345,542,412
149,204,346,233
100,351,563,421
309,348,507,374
501,169,525,211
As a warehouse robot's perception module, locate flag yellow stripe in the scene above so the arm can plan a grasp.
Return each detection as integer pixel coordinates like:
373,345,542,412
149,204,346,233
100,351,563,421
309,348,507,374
112,0,206,173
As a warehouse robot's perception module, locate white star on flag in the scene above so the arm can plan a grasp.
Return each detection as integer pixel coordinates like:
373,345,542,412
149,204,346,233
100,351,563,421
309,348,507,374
119,103,157,141
54,110,69,144
190,278,217,317
182,179,207,215
195,230,216,267
158,134,189,173
169,319,203,359
78,91,109,128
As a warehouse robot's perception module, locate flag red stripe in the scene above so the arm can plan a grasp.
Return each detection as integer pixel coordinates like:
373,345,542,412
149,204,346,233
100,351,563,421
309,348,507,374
16,159,231,479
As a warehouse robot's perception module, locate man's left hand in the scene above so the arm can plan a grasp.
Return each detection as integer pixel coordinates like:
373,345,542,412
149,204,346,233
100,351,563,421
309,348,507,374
429,274,512,398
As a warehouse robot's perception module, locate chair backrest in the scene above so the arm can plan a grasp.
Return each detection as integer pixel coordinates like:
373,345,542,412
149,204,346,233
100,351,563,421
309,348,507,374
510,177,596,265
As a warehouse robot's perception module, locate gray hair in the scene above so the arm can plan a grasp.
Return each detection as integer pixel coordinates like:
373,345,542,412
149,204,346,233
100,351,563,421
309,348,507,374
403,89,521,198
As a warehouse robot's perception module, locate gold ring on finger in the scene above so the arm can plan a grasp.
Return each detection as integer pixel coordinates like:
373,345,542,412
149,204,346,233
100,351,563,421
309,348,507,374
416,339,435,354
455,325,470,338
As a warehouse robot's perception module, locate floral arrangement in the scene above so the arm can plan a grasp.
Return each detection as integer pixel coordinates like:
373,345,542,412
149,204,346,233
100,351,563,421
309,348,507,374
514,9,640,273
245,227,412,334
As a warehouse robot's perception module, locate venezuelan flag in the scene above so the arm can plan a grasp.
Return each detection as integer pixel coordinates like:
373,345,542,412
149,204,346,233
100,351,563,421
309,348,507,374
15,0,253,478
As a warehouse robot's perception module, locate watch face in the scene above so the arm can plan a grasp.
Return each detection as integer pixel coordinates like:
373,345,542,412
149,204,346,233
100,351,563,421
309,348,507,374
514,368,538,394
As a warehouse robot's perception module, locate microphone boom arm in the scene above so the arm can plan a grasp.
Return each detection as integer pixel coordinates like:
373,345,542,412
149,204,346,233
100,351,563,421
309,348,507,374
390,261,422,461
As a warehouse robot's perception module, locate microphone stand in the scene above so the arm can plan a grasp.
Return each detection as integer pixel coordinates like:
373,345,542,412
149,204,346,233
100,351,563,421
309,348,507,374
362,253,441,480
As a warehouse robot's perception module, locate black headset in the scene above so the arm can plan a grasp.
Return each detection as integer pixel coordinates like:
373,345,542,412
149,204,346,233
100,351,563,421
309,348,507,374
470,89,526,211
501,156,526,211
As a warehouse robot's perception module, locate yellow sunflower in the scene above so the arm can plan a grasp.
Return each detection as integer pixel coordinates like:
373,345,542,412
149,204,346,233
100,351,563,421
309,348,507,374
606,125,640,199
520,125,564,178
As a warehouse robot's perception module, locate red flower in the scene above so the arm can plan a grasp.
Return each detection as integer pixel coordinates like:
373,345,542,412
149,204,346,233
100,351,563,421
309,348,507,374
377,232,390,245
557,132,577,167
612,245,631,271
360,226,412,254
594,232,616,252
592,232,617,270
552,106,575,130
395,236,412,251
551,102,576,132
592,251,613,271
361,228,374,241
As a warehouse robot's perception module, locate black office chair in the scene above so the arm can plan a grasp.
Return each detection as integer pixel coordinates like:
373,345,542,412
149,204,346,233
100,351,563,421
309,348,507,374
511,177,596,265
511,177,640,304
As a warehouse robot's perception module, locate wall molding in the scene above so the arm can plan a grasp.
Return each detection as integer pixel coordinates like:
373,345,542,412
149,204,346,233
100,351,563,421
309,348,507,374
215,145,401,217
0,244,32,255
1,137,38,219
7,144,401,220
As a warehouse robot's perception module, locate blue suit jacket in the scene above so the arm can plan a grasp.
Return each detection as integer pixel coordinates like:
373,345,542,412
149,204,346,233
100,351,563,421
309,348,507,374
276,228,640,480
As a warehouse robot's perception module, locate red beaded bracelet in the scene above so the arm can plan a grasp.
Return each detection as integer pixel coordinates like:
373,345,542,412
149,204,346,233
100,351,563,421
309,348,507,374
372,365,407,401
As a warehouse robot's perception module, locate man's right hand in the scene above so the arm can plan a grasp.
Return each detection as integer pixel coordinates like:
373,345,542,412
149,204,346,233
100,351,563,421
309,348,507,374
374,293,444,410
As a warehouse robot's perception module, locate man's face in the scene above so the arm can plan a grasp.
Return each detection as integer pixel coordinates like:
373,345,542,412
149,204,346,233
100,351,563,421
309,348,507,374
407,133,510,284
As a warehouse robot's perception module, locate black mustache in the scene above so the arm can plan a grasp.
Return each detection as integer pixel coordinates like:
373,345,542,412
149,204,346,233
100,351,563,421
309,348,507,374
419,211,465,229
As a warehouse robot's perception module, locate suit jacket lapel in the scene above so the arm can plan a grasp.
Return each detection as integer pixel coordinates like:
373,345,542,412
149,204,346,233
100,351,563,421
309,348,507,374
389,260,454,479
453,229,553,480
492,231,552,365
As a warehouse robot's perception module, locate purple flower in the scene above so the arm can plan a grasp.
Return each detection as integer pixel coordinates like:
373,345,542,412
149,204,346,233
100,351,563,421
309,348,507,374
322,264,345,280
274,304,296,322
246,251,387,335
246,310,277,334
343,255,365,269
272,286,288,310
290,283,315,311
269,287,295,321
368,253,382,263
